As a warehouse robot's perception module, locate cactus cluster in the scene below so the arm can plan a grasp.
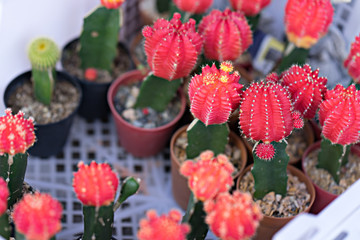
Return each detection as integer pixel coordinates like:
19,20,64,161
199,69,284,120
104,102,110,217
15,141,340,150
198,8,253,62
28,37,60,105
229,0,271,16
344,34,360,85
73,161,139,240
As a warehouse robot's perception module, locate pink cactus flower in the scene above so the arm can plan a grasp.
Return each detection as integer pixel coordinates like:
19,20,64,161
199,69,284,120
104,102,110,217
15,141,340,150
344,34,360,84
198,8,253,62
0,109,35,156
284,0,334,49
239,77,295,143
229,0,271,16
204,191,262,240
142,13,203,81
100,0,125,9
12,193,63,240
173,0,213,14
0,178,9,215
281,64,327,119
180,150,234,201
73,161,119,207
137,209,190,240
319,84,360,145
188,62,243,126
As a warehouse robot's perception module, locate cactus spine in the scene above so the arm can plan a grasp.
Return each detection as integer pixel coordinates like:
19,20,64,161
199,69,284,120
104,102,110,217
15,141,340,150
28,38,60,105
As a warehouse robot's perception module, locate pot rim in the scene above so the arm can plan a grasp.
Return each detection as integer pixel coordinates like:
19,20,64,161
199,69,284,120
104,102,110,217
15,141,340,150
107,69,187,133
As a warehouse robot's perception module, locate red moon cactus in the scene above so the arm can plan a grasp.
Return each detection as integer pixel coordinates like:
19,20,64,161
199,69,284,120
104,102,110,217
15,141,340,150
100,0,125,9
344,34,360,84
229,0,271,16
284,0,334,49
173,0,213,14
198,8,253,62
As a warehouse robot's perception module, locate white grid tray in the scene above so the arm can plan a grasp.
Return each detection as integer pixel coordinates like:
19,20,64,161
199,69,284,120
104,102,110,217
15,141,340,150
25,115,216,240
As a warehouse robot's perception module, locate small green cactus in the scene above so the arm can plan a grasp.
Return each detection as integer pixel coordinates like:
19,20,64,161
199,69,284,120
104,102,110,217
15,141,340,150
28,37,60,105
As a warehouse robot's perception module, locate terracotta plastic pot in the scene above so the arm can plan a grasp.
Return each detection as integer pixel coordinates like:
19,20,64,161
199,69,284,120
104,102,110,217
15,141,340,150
236,164,316,240
4,71,82,158
107,69,186,158
170,124,248,210
302,141,360,214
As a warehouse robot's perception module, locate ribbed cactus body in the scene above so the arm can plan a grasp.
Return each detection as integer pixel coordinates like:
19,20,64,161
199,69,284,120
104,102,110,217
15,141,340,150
198,8,253,62
319,84,360,145
285,0,333,49
239,80,294,143
142,13,203,81
281,64,327,119
188,62,243,126
173,0,213,14
229,0,271,16
344,35,360,84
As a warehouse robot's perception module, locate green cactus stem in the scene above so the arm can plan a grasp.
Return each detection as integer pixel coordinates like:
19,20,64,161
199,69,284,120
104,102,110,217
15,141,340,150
317,138,350,184
252,141,289,199
28,38,59,105
0,213,10,240
246,14,261,32
82,204,114,240
79,6,120,72
134,74,182,112
276,42,309,74
113,176,140,211
186,119,229,159
0,153,28,208
182,192,208,240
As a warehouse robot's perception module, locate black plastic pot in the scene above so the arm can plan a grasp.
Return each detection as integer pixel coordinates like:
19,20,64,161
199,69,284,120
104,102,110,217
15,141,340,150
4,71,82,158
61,38,134,121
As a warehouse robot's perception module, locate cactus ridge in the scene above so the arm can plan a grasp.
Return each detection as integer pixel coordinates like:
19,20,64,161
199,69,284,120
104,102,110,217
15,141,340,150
143,13,203,81
285,0,334,49
229,0,271,16
198,8,253,62
173,0,214,14
28,38,59,70
239,79,294,143
319,84,360,145
189,62,243,126
281,64,327,119
344,34,360,84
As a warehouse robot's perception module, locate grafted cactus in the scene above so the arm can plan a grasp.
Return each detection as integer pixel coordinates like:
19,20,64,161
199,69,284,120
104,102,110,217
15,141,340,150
73,161,139,240
317,84,360,183
79,0,124,72
173,0,213,14
198,8,253,62
28,37,60,105
278,0,333,72
0,109,35,208
135,12,203,112
281,64,328,119
344,34,360,85
239,75,302,198
229,0,271,16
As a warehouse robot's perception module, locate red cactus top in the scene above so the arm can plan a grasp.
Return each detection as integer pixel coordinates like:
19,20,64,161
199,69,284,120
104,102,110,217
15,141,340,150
344,34,360,84
180,150,234,201
239,78,294,143
188,62,243,126
0,178,9,215
73,161,119,207
284,0,334,49
319,84,360,145
137,209,190,240
204,191,263,240
0,109,35,156
12,193,63,240
100,0,125,9
229,0,271,16
173,0,213,14
281,64,327,119
142,13,203,81
198,8,253,62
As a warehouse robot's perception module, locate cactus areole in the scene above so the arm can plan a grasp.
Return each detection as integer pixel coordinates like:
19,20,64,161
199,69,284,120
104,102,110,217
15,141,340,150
198,8,253,62
284,0,334,49
142,13,203,81
188,62,243,126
